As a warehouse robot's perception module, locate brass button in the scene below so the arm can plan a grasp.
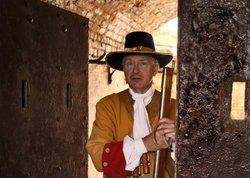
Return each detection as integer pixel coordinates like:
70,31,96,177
103,162,108,167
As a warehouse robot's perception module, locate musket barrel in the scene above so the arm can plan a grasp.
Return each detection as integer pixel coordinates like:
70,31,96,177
153,66,175,178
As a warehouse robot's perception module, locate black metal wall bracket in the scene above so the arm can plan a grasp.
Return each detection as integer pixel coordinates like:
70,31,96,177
89,52,116,84
108,67,116,84
89,52,106,64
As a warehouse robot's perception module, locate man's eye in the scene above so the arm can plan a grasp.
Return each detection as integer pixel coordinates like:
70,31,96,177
125,62,134,68
140,61,149,66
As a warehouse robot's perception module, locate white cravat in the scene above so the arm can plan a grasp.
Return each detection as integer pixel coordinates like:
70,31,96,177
129,87,154,139
123,86,155,171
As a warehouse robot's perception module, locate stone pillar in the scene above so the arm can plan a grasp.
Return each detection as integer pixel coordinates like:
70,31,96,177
177,0,250,177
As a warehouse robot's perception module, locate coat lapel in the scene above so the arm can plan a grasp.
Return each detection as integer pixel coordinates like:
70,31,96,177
118,89,134,119
147,90,161,128
117,89,161,129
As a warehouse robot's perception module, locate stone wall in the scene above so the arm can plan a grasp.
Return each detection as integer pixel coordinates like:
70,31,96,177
177,0,250,177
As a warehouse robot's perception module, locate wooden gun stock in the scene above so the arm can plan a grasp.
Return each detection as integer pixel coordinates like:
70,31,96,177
153,67,175,178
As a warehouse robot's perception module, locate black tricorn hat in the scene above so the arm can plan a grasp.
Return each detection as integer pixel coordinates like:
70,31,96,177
105,31,173,71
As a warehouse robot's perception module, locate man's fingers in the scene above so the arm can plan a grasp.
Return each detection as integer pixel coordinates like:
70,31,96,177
159,117,175,123
157,122,175,130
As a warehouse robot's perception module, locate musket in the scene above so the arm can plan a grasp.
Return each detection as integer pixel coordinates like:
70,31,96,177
153,65,175,178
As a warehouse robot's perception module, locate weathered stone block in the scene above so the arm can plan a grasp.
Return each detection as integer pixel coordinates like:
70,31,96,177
177,0,250,177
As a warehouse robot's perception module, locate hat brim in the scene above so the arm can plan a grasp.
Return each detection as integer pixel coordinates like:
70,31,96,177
106,51,173,71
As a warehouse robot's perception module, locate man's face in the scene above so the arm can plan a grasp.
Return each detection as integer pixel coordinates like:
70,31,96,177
123,54,159,94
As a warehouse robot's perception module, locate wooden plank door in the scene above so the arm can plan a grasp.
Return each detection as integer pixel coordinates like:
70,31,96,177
0,0,89,177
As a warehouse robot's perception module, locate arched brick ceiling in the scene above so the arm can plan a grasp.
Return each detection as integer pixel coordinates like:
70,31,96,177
43,0,177,38
42,0,178,59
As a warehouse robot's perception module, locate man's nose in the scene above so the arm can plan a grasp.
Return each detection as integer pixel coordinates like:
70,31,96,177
132,63,140,72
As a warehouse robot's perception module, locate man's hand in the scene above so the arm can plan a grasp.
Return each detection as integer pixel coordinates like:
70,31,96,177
142,118,175,151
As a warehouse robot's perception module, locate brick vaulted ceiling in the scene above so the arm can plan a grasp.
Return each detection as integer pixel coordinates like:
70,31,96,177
42,0,178,58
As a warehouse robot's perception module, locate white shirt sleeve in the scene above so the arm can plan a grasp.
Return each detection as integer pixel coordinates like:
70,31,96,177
123,135,148,171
